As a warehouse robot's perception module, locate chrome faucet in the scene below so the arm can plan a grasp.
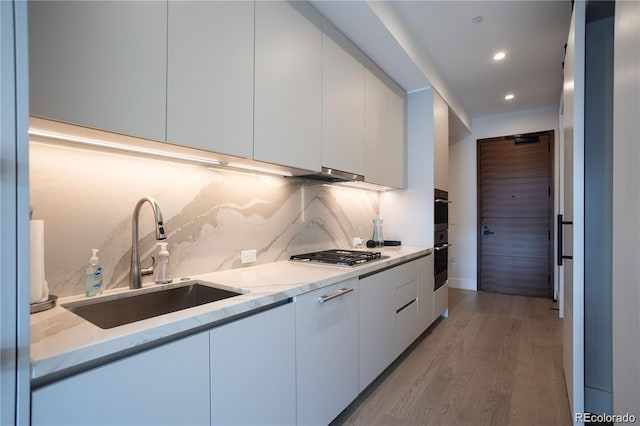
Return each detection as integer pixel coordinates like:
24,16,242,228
130,196,166,289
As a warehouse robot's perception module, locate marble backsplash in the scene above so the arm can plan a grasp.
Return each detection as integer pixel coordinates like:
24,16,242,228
30,142,379,298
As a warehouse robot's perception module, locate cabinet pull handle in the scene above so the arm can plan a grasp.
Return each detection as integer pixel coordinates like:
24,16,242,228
318,287,354,303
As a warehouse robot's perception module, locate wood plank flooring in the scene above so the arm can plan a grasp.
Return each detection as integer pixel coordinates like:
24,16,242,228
332,289,572,426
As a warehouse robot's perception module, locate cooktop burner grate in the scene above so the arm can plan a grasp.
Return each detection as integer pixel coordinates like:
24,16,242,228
289,249,386,267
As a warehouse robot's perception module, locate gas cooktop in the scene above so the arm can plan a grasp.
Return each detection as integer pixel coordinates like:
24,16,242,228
289,249,388,267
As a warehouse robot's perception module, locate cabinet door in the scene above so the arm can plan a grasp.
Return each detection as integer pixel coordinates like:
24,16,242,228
322,19,365,176
29,1,167,141
418,255,435,332
31,333,210,426
167,1,254,158
296,278,359,426
433,90,450,191
210,302,295,426
365,60,407,188
254,1,322,172
359,269,396,392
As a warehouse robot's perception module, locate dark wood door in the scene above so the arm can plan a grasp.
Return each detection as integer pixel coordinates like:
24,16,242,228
477,131,553,298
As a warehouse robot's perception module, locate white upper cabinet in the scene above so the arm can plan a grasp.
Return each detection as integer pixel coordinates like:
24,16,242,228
321,19,366,176
365,59,407,188
433,90,450,191
29,0,409,183
254,1,322,172
29,1,167,142
167,1,254,158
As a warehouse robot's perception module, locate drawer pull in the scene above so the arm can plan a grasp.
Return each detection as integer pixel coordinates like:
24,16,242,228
396,298,417,314
318,287,354,303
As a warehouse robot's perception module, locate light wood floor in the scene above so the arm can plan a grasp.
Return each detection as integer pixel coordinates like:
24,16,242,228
332,288,572,426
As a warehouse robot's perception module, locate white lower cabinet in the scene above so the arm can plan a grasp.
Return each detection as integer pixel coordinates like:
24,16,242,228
359,261,418,392
31,333,210,426
434,282,449,321
210,302,296,426
32,258,438,426
295,278,359,426
358,268,396,393
418,255,435,332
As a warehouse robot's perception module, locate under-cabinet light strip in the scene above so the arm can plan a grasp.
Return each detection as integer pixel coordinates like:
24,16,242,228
28,129,292,177
226,162,292,177
324,181,392,192
28,129,223,167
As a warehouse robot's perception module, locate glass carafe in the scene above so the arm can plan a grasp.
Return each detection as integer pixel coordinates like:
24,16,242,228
372,219,384,248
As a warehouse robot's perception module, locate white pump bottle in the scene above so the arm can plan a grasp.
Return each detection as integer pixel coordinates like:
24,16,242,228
154,242,172,284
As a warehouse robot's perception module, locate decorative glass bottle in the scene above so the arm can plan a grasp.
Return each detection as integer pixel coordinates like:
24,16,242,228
372,219,384,248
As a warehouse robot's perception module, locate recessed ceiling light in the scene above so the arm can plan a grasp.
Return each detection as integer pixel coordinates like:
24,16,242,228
505,94,515,100
493,52,506,61
472,16,484,23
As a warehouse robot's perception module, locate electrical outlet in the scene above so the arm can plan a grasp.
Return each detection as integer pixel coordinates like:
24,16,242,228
450,256,456,266
241,249,257,264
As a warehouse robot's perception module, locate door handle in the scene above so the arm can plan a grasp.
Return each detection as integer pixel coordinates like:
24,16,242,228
318,287,354,303
483,226,494,236
557,214,573,266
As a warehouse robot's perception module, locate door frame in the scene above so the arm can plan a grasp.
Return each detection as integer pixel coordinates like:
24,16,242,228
476,130,555,298
561,1,586,421
0,1,31,424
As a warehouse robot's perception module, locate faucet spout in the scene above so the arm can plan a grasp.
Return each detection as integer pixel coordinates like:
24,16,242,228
130,196,166,289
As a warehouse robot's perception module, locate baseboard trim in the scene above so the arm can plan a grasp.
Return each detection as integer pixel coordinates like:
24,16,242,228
448,277,477,291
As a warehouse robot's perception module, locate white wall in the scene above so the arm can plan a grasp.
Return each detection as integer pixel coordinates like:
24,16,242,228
380,88,434,247
448,105,560,291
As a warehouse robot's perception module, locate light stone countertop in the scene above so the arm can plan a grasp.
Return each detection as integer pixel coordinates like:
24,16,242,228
30,246,430,383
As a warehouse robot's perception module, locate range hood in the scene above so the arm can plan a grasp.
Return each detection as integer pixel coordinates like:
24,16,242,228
295,167,365,183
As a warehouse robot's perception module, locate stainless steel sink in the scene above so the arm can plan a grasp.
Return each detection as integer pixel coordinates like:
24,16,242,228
62,281,244,329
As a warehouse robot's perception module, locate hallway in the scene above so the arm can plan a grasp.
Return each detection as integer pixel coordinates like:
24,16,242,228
334,288,572,426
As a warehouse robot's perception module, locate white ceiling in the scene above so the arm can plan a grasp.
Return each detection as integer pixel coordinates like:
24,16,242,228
313,1,572,124
392,1,572,118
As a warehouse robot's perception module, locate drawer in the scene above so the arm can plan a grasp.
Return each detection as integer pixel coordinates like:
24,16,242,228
394,261,418,288
396,279,417,311
396,298,418,354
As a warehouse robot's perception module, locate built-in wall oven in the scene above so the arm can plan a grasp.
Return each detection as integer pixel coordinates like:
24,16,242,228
434,189,450,231
434,189,450,291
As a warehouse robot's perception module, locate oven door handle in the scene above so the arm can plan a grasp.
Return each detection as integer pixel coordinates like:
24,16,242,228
434,199,452,204
433,243,450,251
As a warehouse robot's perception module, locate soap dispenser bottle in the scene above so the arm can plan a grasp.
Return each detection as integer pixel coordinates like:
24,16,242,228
154,242,172,284
85,249,103,297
